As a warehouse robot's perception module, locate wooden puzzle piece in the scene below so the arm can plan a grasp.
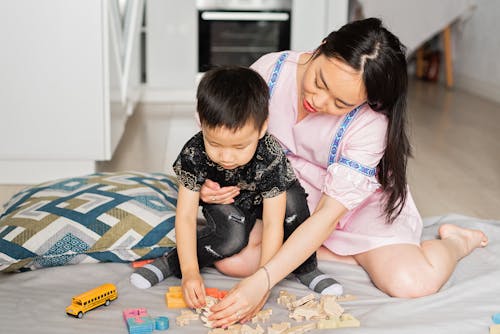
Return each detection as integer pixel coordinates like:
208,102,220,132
335,294,357,302
267,322,291,334
338,313,360,328
277,290,297,310
290,301,322,321
491,324,500,334
320,295,344,318
175,310,199,327
240,324,264,334
317,318,339,329
282,322,316,334
251,309,272,323
290,294,315,308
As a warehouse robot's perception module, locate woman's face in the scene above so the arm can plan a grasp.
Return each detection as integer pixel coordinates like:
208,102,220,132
299,54,367,117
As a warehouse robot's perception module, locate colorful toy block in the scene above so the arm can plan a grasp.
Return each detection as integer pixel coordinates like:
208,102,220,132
154,316,169,330
165,286,187,308
123,308,170,333
165,286,228,308
131,259,155,268
205,287,228,299
126,316,155,334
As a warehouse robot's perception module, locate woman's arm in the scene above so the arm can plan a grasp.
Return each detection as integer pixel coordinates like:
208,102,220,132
260,192,286,266
175,185,206,308
208,194,347,327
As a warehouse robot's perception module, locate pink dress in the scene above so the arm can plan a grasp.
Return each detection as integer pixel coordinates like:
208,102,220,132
251,51,423,255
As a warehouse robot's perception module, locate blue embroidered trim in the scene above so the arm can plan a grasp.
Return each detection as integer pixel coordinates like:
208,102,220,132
327,104,364,166
338,156,376,177
268,52,289,97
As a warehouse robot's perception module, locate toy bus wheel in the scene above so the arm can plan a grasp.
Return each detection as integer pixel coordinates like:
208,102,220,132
105,300,110,306
77,312,83,319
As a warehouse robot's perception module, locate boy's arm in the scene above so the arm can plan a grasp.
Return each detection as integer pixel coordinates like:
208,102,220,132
260,191,286,266
175,184,206,308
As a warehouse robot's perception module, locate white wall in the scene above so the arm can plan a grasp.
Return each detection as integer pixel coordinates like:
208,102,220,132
358,0,500,105
453,0,500,104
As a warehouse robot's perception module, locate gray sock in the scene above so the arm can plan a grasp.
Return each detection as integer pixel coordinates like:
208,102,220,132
129,256,174,289
296,268,343,296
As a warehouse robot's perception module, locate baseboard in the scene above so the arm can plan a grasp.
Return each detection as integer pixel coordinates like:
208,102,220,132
0,160,96,184
454,73,500,105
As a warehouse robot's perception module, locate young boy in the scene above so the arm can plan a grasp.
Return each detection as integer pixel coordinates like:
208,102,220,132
130,66,342,306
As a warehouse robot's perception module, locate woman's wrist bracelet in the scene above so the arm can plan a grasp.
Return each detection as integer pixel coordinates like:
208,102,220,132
261,266,271,291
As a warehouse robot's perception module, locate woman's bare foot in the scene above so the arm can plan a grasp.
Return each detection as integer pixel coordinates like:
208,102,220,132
438,224,488,259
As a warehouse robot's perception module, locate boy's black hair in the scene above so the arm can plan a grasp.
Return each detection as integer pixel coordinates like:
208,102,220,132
197,66,269,131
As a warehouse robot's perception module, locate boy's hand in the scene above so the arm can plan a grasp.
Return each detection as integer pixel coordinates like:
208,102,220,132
181,269,206,309
200,179,239,204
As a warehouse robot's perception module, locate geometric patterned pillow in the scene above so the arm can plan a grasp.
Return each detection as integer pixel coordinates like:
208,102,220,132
0,171,178,272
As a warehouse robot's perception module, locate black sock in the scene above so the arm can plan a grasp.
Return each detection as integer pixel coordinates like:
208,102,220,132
296,268,343,295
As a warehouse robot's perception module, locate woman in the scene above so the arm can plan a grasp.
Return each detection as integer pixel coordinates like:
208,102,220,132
201,18,488,327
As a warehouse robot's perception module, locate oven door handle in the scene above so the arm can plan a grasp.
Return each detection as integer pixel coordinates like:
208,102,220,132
201,11,289,21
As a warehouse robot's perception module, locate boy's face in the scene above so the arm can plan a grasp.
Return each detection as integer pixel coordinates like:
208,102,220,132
202,120,267,170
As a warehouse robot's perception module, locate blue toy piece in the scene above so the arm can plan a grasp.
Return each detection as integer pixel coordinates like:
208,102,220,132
123,308,169,333
155,316,170,330
492,313,500,324
127,316,155,334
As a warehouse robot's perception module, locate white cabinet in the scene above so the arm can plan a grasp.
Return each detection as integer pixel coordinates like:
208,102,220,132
291,0,348,51
0,0,143,184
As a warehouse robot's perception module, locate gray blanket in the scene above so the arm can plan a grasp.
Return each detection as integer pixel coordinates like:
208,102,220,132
1,214,498,333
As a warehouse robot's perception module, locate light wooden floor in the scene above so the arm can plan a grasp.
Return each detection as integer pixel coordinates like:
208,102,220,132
1,80,499,219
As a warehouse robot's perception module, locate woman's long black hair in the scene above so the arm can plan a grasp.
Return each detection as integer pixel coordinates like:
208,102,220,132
316,18,411,223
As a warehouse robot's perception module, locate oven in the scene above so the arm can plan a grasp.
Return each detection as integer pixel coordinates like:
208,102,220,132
197,0,291,72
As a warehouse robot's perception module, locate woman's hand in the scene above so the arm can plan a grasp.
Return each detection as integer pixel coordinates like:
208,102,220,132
181,270,206,309
200,179,240,204
208,268,270,328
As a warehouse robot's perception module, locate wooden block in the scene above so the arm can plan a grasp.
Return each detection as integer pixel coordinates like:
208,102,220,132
168,286,182,292
283,322,316,334
251,308,272,323
338,313,360,328
317,318,339,329
491,324,500,334
268,322,291,334
166,291,187,308
205,287,228,299
240,324,264,334
227,324,243,333
335,294,357,302
277,290,297,310
291,294,315,308
290,301,322,321
320,295,343,317
175,310,199,327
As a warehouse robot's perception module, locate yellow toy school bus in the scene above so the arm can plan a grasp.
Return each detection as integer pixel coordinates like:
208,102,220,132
66,283,118,318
